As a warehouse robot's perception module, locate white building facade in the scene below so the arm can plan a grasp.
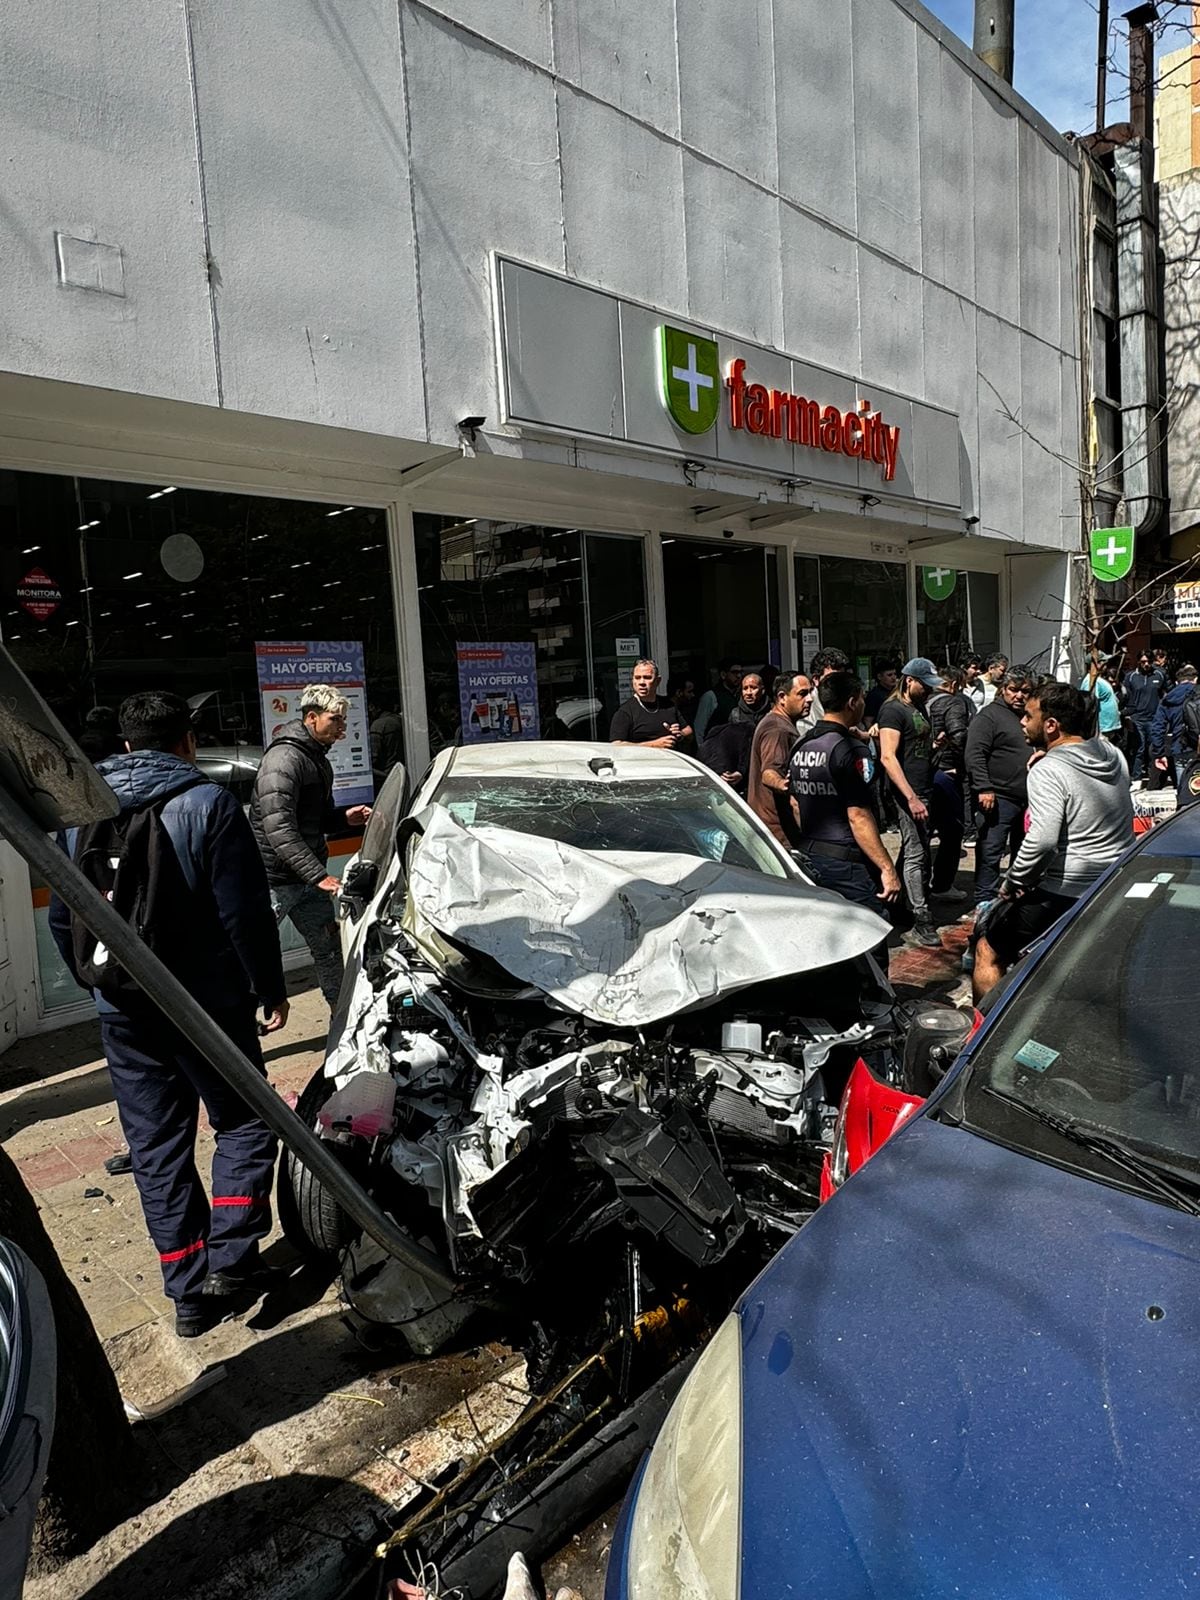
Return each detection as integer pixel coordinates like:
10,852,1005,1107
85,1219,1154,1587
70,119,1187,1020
0,0,1082,1039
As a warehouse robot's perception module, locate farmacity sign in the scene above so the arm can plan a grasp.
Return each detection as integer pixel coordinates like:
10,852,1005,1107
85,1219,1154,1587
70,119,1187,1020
495,256,960,509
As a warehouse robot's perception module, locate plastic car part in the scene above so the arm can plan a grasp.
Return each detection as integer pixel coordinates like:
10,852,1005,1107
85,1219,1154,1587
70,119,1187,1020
900,1003,977,1097
340,1234,478,1358
583,1105,746,1267
819,1057,925,1202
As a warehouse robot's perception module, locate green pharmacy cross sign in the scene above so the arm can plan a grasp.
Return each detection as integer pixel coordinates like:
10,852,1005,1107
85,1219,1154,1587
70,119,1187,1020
659,326,720,434
1090,525,1135,583
922,564,957,603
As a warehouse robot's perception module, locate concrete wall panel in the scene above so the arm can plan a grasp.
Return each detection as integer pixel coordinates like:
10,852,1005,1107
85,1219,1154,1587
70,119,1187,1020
191,0,423,436
0,1,215,403
921,280,979,517
404,9,562,441
973,86,1020,325
780,202,861,375
552,0,679,136
558,89,687,314
852,0,921,270
1058,157,1081,361
977,311,1023,541
676,0,777,191
1060,353,1083,543
857,248,924,397
433,0,552,69
1019,333,1065,546
1017,120,1061,349
917,31,975,299
683,156,783,349
773,0,857,235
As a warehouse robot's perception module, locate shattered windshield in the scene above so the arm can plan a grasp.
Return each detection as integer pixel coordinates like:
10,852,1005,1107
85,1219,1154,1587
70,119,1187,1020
430,774,789,877
959,853,1200,1194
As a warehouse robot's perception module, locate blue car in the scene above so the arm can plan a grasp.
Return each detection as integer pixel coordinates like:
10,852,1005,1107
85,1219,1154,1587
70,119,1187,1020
606,805,1200,1598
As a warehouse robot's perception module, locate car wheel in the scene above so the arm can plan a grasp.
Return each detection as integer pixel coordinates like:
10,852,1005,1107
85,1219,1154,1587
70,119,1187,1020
277,1064,362,1260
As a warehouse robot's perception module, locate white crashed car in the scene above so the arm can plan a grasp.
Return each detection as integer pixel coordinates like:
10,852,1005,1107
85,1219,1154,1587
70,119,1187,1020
280,742,902,1367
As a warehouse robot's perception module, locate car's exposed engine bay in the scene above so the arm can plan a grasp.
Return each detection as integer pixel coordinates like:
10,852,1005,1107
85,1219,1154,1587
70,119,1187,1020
284,809,901,1368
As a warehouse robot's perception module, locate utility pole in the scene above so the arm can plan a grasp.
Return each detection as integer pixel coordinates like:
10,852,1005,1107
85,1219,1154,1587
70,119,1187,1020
1097,0,1109,127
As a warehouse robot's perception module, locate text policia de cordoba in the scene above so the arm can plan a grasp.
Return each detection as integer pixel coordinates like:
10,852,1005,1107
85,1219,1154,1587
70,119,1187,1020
726,359,901,483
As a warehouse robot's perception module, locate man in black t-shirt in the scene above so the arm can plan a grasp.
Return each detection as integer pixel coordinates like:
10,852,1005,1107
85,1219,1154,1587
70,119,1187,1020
878,657,941,947
609,659,693,748
790,672,900,913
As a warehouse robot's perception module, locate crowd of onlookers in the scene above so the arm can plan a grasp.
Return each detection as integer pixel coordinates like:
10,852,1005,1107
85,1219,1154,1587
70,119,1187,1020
610,641,1170,997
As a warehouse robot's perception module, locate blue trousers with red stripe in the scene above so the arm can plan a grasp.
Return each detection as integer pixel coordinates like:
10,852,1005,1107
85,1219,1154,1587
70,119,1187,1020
99,1003,277,1309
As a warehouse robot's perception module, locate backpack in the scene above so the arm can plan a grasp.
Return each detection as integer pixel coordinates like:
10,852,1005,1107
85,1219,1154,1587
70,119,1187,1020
1184,694,1200,753
70,789,198,997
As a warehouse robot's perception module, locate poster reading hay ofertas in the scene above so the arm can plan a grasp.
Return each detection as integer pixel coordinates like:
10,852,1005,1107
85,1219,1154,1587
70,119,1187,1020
456,642,540,744
255,640,373,807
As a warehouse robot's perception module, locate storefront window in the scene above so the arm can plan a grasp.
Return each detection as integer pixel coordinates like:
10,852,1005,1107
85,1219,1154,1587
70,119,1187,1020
664,538,781,704
0,469,403,1014
794,554,822,672
414,516,648,747
804,554,909,683
917,569,1000,666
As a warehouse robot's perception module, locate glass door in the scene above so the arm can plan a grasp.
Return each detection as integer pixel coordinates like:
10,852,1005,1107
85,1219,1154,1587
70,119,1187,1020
663,538,781,704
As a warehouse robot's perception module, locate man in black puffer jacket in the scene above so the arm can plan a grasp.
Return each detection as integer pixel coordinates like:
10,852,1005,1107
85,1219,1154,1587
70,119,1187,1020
251,684,371,1009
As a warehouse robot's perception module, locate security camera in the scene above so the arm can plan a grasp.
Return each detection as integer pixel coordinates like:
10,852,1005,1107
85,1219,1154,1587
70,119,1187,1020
722,528,735,539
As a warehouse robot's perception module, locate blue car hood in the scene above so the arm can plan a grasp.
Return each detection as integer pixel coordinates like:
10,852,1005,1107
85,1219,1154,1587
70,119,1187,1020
739,1113,1200,1598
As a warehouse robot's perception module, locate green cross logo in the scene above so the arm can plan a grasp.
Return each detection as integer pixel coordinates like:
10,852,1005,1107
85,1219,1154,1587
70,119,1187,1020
659,326,720,434
1090,525,1134,583
922,565,957,603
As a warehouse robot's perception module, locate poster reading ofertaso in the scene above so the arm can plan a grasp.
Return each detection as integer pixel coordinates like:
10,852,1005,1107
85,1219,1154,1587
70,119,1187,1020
255,640,373,807
456,642,540,743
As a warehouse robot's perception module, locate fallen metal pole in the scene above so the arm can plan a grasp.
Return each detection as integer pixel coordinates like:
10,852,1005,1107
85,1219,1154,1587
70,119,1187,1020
0,783,456,1291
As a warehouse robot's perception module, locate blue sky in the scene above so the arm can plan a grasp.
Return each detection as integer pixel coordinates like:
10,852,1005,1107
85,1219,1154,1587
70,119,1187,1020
924,0,1193,133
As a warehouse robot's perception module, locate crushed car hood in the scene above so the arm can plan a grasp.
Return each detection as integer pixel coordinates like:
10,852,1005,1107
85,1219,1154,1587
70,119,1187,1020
406,806,888,1027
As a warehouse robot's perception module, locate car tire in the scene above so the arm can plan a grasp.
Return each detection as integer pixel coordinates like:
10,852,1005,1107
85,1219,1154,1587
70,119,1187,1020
277,1065,361,1260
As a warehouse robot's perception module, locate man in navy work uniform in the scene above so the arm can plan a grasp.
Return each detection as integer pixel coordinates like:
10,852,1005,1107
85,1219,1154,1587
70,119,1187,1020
790,671,900,912
50,692,288,1338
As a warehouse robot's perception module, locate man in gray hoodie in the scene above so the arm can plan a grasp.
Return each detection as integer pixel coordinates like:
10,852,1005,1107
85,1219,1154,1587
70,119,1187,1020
973,680,1132,1000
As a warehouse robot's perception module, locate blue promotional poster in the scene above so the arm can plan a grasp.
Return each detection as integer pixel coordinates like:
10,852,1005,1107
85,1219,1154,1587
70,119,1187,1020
255,640,374,807
456,642,540,743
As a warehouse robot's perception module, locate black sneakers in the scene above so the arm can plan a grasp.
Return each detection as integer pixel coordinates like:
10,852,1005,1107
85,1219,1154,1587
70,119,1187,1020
906,918,944,949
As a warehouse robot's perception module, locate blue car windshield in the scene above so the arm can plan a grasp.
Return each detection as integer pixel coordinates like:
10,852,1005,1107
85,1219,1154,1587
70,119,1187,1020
430,774,789,878
961,853,1200,1189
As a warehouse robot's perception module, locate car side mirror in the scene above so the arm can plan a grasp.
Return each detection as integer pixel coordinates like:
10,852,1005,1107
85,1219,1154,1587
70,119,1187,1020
338,857,379,920
901,1003,975,1097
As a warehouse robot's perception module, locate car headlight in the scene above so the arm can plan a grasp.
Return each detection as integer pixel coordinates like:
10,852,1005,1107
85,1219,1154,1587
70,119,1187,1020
625,1312,742,1599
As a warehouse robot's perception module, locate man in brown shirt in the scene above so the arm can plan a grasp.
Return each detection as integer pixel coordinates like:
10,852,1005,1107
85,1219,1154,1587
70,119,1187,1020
748,672,813,845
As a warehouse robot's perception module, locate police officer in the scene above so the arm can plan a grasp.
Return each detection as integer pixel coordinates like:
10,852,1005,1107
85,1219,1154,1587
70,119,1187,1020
789,671,900,911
